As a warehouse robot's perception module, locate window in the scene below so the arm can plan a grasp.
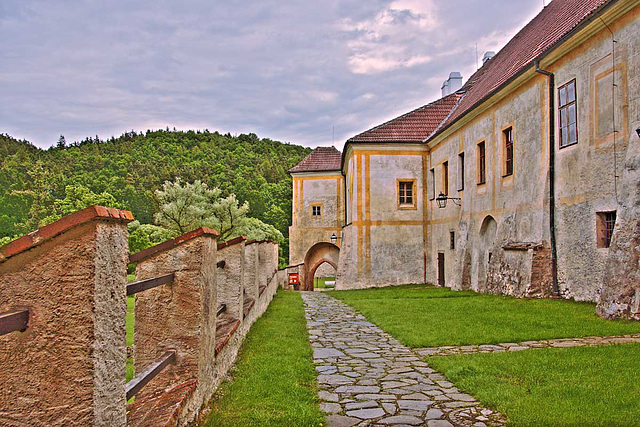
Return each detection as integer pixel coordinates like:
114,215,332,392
596,211,616,248
477,141,486,184
457,152,465,191
503,127,513,177
398,180,416,208
450,231,455,250
311,204,322,218
559,80,577,147
442,161,449,196
428,169,435,200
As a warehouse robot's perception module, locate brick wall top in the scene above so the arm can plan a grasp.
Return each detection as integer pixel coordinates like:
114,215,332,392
0,205,133,263
217,235,246,250
130,227,220,263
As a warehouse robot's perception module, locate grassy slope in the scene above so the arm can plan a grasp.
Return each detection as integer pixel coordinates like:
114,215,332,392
328,285,640,347
428,344,640,426
204,291,324,427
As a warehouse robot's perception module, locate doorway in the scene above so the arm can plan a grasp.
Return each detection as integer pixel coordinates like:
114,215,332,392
438,252,445,286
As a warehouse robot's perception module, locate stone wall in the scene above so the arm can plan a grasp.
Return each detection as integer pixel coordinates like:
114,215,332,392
217,237,245,320
0,206,132,426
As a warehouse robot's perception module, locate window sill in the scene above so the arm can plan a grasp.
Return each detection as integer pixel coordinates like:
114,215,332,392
558,141,578,150
398,204,417,210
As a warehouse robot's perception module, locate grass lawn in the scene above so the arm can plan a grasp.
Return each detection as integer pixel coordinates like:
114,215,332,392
428,344,640,426
314,276,335,289
126,295,135,382
328,285,640,347
203,291,324,427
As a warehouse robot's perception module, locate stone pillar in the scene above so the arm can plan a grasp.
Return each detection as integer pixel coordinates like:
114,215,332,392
130,227,219,405
0,206,132,426
243,241,259,301
257,241,269,289
216,237,245,321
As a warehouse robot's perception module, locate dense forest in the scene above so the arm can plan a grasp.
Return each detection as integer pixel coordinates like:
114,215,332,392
0,130,311,265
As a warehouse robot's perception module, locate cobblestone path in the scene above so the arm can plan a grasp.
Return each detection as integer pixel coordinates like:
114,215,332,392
415,334,640,357
302,292,505,427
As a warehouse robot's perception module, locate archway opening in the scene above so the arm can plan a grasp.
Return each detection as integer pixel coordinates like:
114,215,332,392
312,261,337,290
477,215,498,289
303,242,340,291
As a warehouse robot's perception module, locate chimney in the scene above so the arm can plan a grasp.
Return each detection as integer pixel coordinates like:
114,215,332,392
441,72,463,97
482,51,496,65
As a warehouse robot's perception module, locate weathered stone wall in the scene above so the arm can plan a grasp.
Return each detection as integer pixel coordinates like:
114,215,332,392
338,145,426,289
133,228,219,421
597,123,640,319
0,207,131,427
217,238,245,321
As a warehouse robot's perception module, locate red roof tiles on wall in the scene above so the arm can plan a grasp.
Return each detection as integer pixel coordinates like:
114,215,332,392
348,93,462,143
289,146,342,173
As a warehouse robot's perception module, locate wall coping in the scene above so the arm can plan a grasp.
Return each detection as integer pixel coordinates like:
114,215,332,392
129,227,220,263
245,239,274,246
0,205,134,263
217,236,246,251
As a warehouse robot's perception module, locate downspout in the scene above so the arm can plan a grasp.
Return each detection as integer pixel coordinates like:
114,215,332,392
534,61,560,297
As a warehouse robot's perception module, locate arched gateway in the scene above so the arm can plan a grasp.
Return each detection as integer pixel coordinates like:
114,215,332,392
303,242,340,291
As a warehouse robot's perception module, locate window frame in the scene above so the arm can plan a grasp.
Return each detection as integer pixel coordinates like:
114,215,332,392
442,161,449,196
558,79,578,149
397,179,417,210
596,211,616,248
449,230,455,250
457,152,465,191
310,203,323,219
428,169,435,200
477,140,486,185
503,126,514,177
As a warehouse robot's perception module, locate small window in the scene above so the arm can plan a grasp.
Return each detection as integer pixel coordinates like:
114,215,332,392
503,127,513,177
559,80,577,148
442,161,449,196
398,180,416,208
428,169,435,200
596,211,616,248
477,141,486,185
457,152,465,191
311,204,322,217
450,231,455,250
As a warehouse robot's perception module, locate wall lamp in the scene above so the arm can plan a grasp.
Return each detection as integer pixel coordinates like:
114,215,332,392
330,233,338,244
435,192,461,208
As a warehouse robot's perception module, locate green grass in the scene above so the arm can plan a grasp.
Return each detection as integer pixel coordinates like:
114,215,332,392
126,274,135,383
314,276,336,289
428,344,640,426
204,291,324,427
328,285,640,347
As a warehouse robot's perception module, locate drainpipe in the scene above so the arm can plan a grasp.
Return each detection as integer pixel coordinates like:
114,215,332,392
535,61,559,297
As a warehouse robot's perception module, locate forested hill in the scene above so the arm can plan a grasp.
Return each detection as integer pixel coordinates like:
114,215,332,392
0,130,311,248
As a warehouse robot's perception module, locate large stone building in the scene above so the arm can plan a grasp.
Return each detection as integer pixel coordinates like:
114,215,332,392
290,0,640,319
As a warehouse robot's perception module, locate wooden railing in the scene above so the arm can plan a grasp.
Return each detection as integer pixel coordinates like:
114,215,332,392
125,273,176,399
0,309,29,336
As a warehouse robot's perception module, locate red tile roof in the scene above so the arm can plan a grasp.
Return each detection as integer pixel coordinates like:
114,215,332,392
438,0,610,132
348,93,462,143
344,0,612,148
289,146,342,173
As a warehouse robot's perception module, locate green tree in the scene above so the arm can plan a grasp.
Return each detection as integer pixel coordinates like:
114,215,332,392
154,178,220,234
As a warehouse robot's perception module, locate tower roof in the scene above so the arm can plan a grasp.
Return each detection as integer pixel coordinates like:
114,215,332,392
289,146,342,173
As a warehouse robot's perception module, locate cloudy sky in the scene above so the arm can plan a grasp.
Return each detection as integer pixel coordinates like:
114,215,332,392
1,0,544,149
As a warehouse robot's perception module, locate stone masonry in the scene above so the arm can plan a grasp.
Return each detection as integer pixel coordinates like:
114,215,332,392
302,292,505,427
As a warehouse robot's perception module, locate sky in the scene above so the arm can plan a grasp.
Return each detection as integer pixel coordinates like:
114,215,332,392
0,0,544,149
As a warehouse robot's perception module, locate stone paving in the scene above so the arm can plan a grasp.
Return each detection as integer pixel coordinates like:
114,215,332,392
414,334,640,357
302,292,505,427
